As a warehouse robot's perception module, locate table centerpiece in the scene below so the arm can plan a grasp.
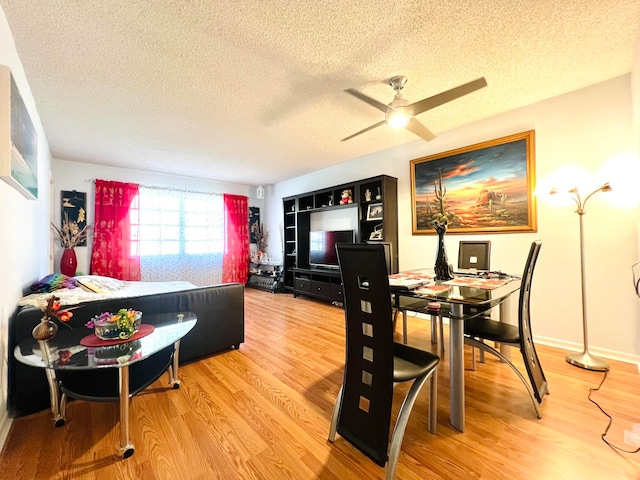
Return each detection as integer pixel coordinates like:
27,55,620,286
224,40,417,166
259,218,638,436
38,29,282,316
86,309,142,340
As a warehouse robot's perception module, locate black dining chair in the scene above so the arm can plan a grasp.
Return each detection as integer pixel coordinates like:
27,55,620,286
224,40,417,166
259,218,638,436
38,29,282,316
329,243,439,480
463,240,548,418
458,240,491,271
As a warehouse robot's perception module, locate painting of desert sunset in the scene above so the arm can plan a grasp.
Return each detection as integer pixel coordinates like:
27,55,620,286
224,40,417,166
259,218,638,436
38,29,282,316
411,130,537,234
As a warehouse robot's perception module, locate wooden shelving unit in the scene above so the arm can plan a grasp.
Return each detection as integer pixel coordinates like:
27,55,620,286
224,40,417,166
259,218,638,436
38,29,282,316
282,175,398,303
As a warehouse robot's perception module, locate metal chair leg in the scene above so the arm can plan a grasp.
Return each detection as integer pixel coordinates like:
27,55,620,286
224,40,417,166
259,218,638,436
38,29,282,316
430,315,437,345
465,337,542,418
428,369,438,434
386,371,435,480
402,311,408,344
438,314,445,357
328,385,344,442
471,346,476,370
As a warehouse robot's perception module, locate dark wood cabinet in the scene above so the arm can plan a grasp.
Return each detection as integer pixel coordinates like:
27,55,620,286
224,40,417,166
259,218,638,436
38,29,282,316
282,175,398,304
292,268,344,305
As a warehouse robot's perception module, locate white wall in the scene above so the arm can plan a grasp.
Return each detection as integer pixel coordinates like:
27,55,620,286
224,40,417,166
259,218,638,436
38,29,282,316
52,158,257,275
0,8,52,449
633,32,640,148
269,74,640,363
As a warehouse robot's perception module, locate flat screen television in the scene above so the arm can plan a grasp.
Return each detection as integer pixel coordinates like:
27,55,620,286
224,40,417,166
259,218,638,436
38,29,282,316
309,230,354,269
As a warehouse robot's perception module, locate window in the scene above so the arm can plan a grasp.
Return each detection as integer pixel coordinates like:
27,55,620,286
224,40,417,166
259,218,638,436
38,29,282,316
136,186,225,285
137,187,224,256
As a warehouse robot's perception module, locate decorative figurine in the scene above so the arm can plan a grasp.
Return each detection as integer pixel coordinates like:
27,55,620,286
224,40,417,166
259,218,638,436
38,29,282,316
375,187,382,200
364,189,372,202
340,189,353,205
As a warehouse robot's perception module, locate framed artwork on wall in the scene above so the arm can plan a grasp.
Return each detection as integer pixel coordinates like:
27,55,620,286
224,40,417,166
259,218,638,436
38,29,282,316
249,207,260,243
410,130,537,234
0,64,38,200
61,190,87,246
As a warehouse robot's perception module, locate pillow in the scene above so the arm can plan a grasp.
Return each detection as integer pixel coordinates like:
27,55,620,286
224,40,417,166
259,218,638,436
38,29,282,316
74,275,126,292
29,274,77,293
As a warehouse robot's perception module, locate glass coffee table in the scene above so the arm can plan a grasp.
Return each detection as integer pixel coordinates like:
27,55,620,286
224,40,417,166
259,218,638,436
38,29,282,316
14,311,197,458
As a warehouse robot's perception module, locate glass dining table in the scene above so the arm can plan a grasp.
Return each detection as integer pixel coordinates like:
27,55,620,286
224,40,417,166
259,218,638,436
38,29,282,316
390,270,521,432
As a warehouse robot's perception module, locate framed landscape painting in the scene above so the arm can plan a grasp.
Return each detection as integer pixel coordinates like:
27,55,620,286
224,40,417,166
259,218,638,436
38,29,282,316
410,130,536,234
0,65,38,200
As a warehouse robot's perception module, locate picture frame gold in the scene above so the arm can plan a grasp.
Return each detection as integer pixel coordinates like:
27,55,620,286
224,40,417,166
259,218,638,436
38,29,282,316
410,130,536,234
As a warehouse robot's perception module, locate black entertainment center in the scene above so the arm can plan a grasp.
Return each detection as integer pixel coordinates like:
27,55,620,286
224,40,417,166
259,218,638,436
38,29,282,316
282,175,398,305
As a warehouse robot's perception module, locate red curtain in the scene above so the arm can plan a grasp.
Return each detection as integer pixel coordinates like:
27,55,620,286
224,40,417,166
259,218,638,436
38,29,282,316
90,180,141,280
222,194,249,284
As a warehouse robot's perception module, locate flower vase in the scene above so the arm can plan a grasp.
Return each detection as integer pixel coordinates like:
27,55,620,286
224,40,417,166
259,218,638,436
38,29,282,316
434,222,453,281
60,248,77,276
32,317,59,341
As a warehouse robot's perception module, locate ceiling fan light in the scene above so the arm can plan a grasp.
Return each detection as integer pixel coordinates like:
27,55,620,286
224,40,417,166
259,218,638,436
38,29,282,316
385,109,412,129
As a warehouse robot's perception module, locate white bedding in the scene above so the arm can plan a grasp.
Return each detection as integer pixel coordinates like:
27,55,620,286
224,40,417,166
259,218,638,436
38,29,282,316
19,280,198,308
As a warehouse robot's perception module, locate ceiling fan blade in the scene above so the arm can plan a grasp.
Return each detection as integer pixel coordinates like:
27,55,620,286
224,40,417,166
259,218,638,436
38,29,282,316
345,88,390,114
405,119,436,141
409,77,487,116
341,120,386,141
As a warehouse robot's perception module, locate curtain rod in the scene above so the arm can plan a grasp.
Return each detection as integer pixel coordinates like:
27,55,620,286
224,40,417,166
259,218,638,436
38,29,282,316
84,178,222,196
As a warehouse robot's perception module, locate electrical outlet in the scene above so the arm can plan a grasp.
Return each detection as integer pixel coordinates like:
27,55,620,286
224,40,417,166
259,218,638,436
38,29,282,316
624,430,640,447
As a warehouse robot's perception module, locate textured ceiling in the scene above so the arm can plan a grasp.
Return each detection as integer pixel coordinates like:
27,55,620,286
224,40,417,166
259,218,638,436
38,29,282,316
2,1,639,187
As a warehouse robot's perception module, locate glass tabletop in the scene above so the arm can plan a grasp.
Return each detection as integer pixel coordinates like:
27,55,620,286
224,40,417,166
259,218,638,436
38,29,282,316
15,312,197,371
390,268,521,307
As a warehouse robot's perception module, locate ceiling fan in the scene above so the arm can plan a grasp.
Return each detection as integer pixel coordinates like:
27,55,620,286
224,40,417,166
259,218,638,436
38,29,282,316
342,75,487,142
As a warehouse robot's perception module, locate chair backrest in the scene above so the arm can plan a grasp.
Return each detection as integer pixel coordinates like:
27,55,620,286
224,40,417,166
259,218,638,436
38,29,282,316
518,240,547,402
458,241,491,270
335,243,394,466
366,241,394,274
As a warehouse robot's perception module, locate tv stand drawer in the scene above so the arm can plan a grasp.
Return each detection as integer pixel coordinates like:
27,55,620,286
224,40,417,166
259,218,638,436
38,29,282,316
311,280,331,297
295,278,311,292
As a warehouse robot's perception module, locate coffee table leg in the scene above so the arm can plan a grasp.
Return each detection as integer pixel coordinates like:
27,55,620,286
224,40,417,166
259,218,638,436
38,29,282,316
449,304,465,432
170,340,182,389
38,340,65,427
170,314,184,389
119,366,134,458
44,368,65,427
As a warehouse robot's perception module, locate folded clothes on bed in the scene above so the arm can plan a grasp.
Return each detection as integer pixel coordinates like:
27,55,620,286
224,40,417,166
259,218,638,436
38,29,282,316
29,273,77,293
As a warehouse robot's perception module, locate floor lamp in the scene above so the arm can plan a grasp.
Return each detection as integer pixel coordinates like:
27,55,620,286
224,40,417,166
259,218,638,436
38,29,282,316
551,182,611,372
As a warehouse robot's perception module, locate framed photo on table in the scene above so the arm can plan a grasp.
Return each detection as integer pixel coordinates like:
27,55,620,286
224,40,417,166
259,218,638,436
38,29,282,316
410,130,536,234
366,203,383,221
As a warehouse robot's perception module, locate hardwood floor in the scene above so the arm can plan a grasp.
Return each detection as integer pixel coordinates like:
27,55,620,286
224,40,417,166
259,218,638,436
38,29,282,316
1,288,639,479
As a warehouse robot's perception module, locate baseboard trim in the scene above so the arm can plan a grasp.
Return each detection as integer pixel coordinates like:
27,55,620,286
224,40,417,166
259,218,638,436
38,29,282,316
534,335,640,368
408,312,640,368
